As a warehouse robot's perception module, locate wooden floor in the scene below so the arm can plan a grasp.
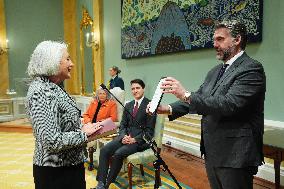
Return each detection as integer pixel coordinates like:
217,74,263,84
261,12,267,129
159,146,209,189
159,146,283,189
0,119,283,189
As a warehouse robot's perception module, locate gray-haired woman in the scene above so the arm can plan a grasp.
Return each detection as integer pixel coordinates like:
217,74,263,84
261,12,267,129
82,87,117,124
26,40,101,189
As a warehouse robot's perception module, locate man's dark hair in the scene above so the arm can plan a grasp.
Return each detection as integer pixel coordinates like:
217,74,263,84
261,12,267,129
215,20,247,50
130,79,145,89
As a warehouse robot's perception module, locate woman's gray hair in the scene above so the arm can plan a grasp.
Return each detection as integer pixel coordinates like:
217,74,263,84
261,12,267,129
94,87,111,101
27,40,68,78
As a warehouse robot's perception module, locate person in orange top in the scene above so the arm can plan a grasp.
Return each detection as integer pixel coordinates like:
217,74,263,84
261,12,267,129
82,88,118,124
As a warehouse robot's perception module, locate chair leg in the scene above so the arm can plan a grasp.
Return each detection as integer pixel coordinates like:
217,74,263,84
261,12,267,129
154,164,161,186
139,164,145,176
128,163,133,189
88,147,94,171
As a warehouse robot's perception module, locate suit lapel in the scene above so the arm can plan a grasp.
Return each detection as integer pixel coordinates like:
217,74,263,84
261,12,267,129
210,64,223,92
129,100,135,115
210,52,248,95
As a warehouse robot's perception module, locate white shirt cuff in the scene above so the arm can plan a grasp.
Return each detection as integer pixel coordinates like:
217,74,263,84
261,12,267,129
168,105,173,115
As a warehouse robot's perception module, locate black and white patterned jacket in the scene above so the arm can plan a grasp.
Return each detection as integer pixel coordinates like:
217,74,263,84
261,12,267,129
26,77,87,167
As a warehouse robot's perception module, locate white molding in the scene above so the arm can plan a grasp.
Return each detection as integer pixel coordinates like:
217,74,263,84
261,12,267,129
0,115,14,122
164,128,201,139
164,134,284,184
0,98,17,122
265,119,284,129
257,163,284,185
0,97,27,122
163,118,284,185
163,135,201,157
12,97,26,119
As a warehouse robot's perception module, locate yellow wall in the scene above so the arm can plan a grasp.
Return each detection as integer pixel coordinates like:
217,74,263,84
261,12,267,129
0,0,9,98
63,0,80,94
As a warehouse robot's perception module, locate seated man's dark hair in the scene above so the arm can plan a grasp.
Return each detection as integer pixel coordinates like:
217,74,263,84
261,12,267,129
130,79,145,89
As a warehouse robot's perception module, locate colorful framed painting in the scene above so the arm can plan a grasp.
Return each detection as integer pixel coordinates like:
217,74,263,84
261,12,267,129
121,0,263,59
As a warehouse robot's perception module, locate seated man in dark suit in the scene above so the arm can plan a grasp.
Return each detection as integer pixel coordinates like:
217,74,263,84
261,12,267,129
94,79,156,189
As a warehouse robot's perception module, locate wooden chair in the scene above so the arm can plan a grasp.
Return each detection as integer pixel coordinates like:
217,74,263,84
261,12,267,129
123,114,165,188
87,87,125,170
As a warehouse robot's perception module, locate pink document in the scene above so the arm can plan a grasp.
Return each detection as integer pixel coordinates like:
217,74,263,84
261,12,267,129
88,118,117,141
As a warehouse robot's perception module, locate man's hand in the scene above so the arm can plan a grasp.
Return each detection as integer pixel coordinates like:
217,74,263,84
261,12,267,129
122,135,136,144
146,102,171,115
161,77,187,100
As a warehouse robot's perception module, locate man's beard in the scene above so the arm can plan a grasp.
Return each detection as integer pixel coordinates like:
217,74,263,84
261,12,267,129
217,45,236,61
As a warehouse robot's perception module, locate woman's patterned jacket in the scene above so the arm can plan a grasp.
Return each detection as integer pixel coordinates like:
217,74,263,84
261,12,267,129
26,77,87,167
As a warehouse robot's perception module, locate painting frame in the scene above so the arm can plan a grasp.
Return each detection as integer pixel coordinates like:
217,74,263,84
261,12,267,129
121,0,263,59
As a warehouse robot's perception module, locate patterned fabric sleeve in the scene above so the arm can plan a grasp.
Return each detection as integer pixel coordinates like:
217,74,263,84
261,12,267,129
28,88,87,153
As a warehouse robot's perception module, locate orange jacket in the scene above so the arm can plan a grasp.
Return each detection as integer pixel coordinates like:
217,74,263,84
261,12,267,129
82,99,117,124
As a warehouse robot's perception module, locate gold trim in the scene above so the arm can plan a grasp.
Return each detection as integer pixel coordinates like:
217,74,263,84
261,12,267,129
177,116,201,124
0,101,13,115
79,7,93,95
79,28,86,95
63,0,80,94
0,0,9,98
0,104,9,114
80,7,93,29
164,122,201,135
92,0,104,91
74,2,104,96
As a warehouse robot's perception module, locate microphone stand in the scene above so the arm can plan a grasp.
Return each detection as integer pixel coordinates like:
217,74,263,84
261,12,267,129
100,84,182,189
143,136,182,189
100,84,131,135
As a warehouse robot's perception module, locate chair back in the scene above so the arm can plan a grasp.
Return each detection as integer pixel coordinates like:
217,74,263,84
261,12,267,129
109,87,125,122
153,114,165,148
122,114,165,173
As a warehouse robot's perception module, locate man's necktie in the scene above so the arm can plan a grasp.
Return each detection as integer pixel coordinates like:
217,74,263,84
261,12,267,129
132,101,138,117
216,64,229,81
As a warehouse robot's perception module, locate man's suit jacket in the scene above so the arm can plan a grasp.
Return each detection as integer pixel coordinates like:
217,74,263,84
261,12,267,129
109,75,125,90
117,97,156,150
169,52,266,168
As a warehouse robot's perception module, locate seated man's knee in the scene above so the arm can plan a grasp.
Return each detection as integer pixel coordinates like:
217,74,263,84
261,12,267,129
100,145,112,156
112,151,125,161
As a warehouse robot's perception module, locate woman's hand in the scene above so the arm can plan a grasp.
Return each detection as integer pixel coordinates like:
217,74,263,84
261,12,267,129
81,122,102,136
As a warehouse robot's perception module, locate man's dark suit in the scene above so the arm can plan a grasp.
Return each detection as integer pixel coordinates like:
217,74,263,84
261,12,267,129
169,53,266,188
109,75,124,90
96,97,156,185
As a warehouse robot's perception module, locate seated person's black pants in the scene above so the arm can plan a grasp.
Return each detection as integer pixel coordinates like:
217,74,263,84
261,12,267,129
96,138,140,186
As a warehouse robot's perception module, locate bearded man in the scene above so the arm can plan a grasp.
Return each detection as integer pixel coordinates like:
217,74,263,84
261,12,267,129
154,20,266,189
